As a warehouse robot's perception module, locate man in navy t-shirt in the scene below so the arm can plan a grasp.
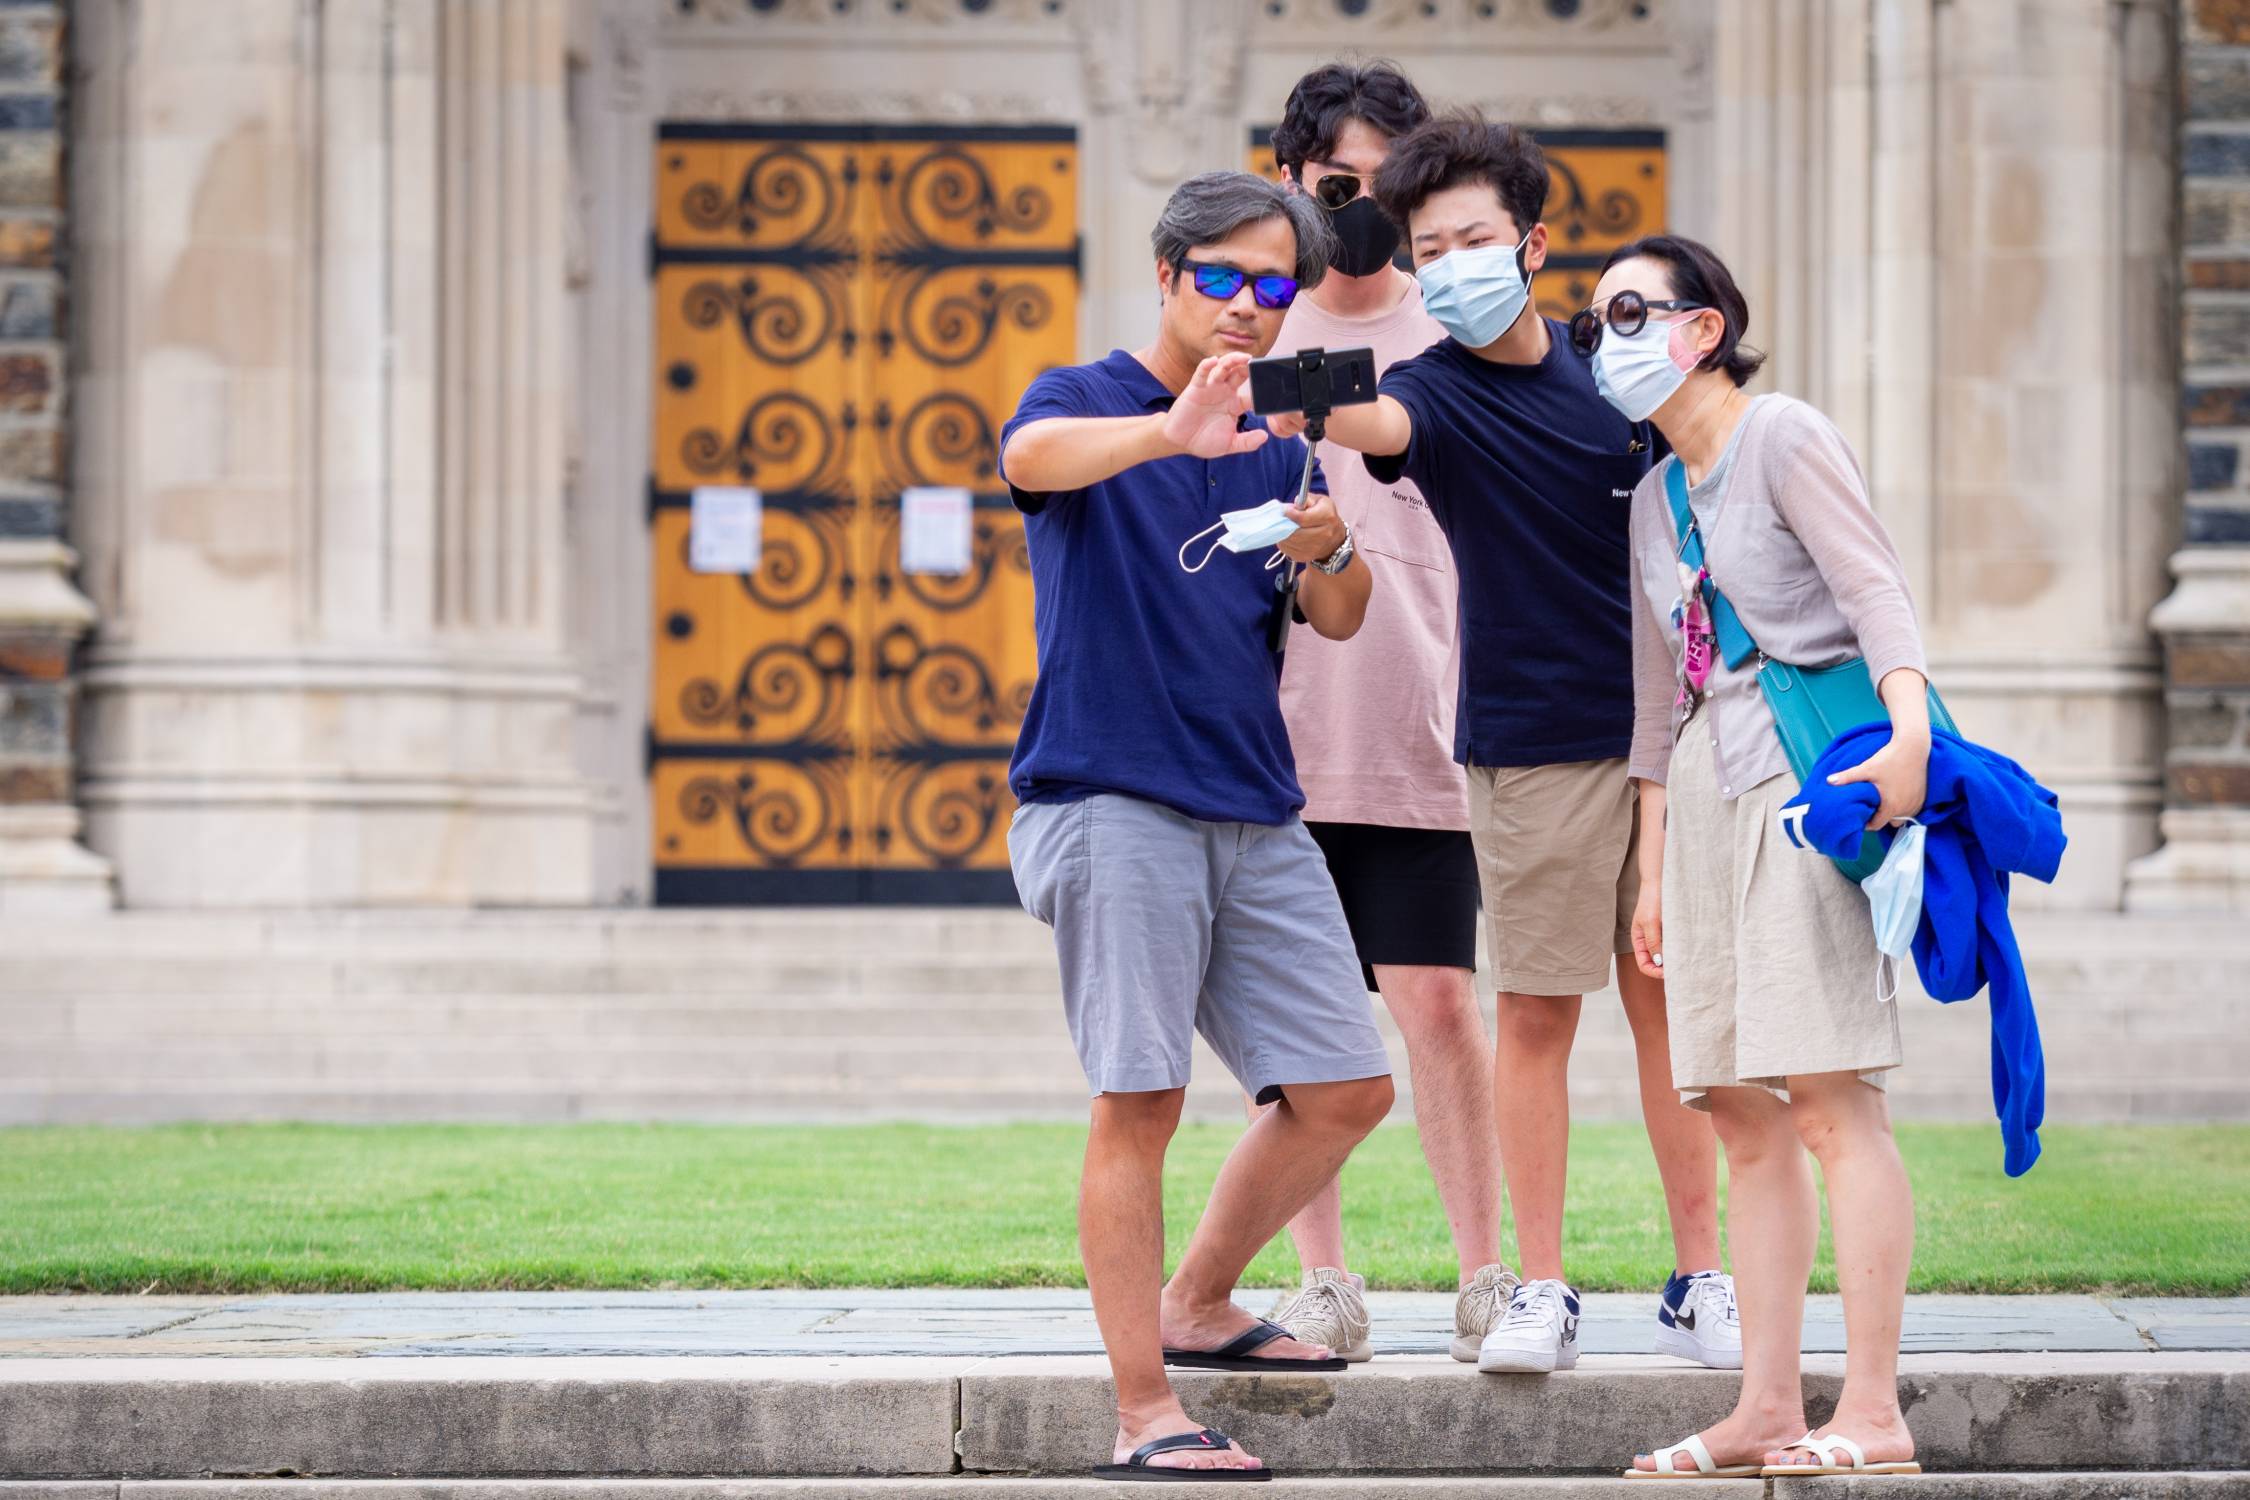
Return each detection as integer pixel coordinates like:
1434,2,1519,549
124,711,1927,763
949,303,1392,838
1266,113,1735,1377
999,170,1394,1483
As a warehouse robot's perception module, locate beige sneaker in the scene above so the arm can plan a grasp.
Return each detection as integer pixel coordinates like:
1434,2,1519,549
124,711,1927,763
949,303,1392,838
1451,1262,1522,1362
1267,1266,1373,1363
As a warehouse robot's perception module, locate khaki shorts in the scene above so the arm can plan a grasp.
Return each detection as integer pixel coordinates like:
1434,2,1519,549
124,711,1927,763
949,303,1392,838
1661,706,1902,1108
1465,757,1638,996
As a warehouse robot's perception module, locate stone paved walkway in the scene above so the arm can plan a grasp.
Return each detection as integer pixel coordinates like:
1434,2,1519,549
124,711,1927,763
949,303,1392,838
0,1291,2241,1359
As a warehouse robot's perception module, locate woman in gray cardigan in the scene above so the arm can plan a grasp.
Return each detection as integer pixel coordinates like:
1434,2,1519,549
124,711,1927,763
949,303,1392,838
1577,235,1928,1481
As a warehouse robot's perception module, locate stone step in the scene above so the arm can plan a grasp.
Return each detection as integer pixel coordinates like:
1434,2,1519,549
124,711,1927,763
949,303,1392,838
0,911,1060,964
6,909,2249,1123
3,1479,2248,1500
0,909,2243,970
7,983,2235,1126
0,958,1072,998
1,1356,2244,1481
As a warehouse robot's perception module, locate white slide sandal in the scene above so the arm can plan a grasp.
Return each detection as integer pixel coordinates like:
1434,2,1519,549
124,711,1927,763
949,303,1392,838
1621,1432,1764,1479
1760,1431,1924,1477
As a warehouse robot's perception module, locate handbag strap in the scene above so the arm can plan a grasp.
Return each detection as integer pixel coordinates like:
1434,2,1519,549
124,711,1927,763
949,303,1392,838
1664,456,1760,671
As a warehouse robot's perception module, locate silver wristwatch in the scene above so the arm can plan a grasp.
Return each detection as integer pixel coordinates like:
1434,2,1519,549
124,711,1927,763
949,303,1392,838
1313,526,1356,576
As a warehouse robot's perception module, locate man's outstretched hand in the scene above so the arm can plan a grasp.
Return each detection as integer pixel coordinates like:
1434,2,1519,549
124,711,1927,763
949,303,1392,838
1162,353,1270,459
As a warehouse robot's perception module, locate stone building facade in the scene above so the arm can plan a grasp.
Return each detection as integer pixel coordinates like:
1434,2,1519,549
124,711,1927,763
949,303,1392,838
2129,0,2250,908
0,0,2232,916
0,0,106,915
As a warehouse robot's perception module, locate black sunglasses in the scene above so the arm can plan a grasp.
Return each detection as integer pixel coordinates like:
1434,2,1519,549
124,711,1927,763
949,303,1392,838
1309,171,1370,211
1568,290,1706,356
1183,260,1300,311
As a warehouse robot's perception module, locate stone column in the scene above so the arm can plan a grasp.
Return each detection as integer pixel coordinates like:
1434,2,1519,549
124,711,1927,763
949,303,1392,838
1919,0,2177,913
69,0,596,907
2126,0,2250,912
1918,0,2178,910
1709,0,1877,433
1073,0,1254,356
0,0,112,915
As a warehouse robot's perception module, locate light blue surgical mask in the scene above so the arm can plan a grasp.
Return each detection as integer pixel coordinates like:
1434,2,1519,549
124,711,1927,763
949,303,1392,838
1179,498,1297,573
1592,311,1702,422
1863,821,1927,1004
1415,231,1532,349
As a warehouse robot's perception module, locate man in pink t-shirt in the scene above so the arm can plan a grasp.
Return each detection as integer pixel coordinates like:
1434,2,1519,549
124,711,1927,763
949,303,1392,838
1250,61,1516,1364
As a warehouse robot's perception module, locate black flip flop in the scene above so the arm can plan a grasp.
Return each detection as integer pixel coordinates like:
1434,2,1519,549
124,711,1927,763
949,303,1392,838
1092,1426,1273,1483
1162,1317,1349,1372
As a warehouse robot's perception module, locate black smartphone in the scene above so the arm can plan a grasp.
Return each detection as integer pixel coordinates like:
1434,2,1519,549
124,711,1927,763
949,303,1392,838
1247,346,1379,418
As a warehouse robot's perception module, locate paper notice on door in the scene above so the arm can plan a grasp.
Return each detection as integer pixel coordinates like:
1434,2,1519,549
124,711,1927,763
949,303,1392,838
900,485,973,576
689,486,762,575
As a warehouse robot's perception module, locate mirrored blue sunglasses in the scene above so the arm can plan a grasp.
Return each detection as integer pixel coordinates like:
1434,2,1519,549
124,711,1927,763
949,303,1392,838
1183,260,1300,311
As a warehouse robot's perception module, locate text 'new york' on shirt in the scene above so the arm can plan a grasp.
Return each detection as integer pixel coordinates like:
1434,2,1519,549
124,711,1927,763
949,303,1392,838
999,348,1328,828
1363,318,1655,769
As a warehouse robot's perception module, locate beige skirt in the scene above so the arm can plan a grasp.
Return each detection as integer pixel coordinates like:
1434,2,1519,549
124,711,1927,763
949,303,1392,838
1661,705,1902,1108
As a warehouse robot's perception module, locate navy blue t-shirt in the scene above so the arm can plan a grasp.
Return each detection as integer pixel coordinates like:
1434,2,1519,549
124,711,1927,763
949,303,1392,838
1364,319,1654,768
1001,349,1326,827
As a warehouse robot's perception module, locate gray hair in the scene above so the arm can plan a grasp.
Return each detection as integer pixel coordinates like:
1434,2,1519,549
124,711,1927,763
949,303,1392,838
1150,170,1334,291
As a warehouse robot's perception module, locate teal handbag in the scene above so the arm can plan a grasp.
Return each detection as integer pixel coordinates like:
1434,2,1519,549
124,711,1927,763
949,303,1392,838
1665,459,1955,883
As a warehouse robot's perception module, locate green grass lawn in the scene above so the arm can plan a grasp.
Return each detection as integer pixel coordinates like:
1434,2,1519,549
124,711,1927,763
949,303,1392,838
1,1121,2242,1296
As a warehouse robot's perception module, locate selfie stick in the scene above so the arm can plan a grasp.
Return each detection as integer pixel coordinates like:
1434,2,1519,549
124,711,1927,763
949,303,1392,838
1293,417,1324,505
1281,412,1324,589
1268,356,1335,654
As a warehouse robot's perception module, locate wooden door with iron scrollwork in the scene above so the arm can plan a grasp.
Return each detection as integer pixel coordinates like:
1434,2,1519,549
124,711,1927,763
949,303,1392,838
649,124,1076,904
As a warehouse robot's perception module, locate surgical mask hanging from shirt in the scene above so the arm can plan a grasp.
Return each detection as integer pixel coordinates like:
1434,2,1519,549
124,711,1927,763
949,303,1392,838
1324,195,1403,279
1592,311,1706,422
1179,498,1298,573
1863,821,1928,1004
1415,230,1532,349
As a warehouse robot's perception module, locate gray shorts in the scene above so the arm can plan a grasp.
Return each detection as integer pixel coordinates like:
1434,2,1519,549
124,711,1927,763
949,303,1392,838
1007,793,1393,1102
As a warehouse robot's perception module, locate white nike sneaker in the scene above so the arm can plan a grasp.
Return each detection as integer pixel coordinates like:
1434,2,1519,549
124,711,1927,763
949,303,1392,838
1267,1265,1372,1362
1475,1276,1581,1374
1450,1262,1522,1362
1654,1268,1743,1369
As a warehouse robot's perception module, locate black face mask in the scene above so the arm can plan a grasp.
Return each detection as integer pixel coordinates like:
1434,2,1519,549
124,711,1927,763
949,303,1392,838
1325,194,1403,280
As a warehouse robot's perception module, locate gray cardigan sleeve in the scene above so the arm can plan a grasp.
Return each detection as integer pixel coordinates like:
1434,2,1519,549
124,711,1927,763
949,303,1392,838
1627,478,1680,786
1768,407,1929,693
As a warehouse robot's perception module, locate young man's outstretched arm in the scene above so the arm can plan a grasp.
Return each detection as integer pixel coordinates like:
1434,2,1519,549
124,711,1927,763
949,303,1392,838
1263,392,1412,458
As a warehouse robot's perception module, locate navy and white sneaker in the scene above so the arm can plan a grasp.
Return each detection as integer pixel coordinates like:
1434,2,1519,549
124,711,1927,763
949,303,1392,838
1655,1269,1742,1369
1476,1277,1580,1373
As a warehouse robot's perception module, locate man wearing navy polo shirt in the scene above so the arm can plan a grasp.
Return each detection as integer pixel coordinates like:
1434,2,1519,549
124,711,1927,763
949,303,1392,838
1000,170,1394,1483
1269,113,1736,1378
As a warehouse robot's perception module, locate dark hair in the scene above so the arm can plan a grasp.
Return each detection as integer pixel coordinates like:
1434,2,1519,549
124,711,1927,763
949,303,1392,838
1150,171,1335,290
1270,59,1432,177
1371,109,1548,240
1597,234,1767,386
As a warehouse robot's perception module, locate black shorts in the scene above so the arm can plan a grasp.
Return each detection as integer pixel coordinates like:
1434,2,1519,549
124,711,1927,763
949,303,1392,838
1305,821,1482,992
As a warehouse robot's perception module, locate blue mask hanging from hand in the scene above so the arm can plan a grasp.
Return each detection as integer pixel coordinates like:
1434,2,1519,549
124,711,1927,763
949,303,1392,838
1416,231,1533,349
1179,499,1298,573
1864,821,1927,1003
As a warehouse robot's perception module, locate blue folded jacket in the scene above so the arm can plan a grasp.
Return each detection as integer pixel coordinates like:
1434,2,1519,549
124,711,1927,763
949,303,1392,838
1781,724,2066,1176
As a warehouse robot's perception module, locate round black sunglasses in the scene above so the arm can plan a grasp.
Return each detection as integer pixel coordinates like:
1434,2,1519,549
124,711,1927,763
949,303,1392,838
1568,289,1706,356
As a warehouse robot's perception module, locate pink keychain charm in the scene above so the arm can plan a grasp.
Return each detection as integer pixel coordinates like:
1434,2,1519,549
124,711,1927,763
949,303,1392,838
1674,558,1716,711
